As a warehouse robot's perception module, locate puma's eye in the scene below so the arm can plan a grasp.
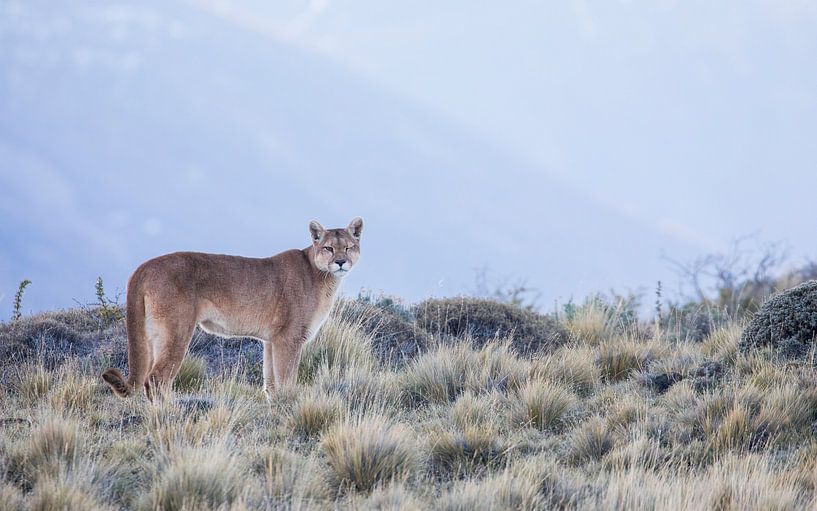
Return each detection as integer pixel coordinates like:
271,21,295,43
323,246,334,253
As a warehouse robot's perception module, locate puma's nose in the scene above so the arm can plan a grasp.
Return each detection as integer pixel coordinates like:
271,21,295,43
335,259,347,267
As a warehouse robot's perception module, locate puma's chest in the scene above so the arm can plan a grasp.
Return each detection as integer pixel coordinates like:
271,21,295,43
305,289,338,342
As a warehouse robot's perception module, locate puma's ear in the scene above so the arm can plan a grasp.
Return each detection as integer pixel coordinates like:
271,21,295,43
309,220,325,242
347,217,364,240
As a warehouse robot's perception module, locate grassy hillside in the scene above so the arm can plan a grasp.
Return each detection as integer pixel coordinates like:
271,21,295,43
2,295,817,510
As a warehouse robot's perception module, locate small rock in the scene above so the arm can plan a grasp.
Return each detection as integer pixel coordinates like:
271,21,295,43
118,414,143,429
693,360,724,379
691,360,725,392
641,372,683,394
0,418,31,427
176,396,215,415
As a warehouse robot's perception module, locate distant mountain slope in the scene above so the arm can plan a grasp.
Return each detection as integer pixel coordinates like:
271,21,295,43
0,1,696,317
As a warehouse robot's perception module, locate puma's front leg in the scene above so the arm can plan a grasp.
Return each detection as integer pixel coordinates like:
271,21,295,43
262,340,276,401
272,336,304,387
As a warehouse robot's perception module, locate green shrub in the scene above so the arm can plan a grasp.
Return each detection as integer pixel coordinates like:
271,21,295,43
0,318,81,362
414,297,569,355
740,281,817,355
95,277,123,323
345,297,433,366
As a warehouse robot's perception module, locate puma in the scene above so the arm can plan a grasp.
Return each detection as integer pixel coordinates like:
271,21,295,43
101,217,363,400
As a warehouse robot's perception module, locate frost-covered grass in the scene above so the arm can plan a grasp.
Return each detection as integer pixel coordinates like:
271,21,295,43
2,300,817,510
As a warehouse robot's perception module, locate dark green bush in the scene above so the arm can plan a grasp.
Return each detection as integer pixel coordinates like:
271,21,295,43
413,298,569,356
344,298,433,366
740,280,817,354
0,317,81,362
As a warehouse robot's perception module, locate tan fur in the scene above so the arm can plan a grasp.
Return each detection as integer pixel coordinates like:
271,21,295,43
101,218,363,400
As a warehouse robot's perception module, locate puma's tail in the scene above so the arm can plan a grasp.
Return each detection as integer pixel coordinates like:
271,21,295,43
101,368,132,398
101,275,150,399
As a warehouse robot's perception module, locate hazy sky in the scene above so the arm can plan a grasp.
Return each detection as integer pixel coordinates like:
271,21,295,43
223,0,817,252
1,1,816,316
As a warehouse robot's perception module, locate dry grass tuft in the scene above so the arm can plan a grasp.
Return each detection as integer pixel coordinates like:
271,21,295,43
100,438,153,508
29,476,111,511
400,344,470,405
565,299,619,345
288,391,342,438
438,460,554,511
449,391,503,431
173,355,207,392
300,308,376,383
465,341,529,394
596,339,660,382
321,416,420,493
254,446,327,505
569,417,615,464
15,364,51,404
9,415,85,484
702,324,743,364
513,379,578,431
49,364,97,413
710,405,754,454
603,435,667,471
531,346,599,395
0,482,26,511
429,425,506,477
350,483,424,511
143,444,245,511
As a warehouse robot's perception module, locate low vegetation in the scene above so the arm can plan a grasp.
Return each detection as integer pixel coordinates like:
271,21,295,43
2,278,817,509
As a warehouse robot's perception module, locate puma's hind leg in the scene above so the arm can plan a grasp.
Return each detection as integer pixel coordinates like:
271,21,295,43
145,303,197,397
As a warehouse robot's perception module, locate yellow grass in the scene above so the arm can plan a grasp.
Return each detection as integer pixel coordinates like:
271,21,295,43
2,304,817,509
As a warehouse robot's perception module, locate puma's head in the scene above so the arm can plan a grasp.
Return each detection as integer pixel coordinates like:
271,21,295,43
309,217,363,277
